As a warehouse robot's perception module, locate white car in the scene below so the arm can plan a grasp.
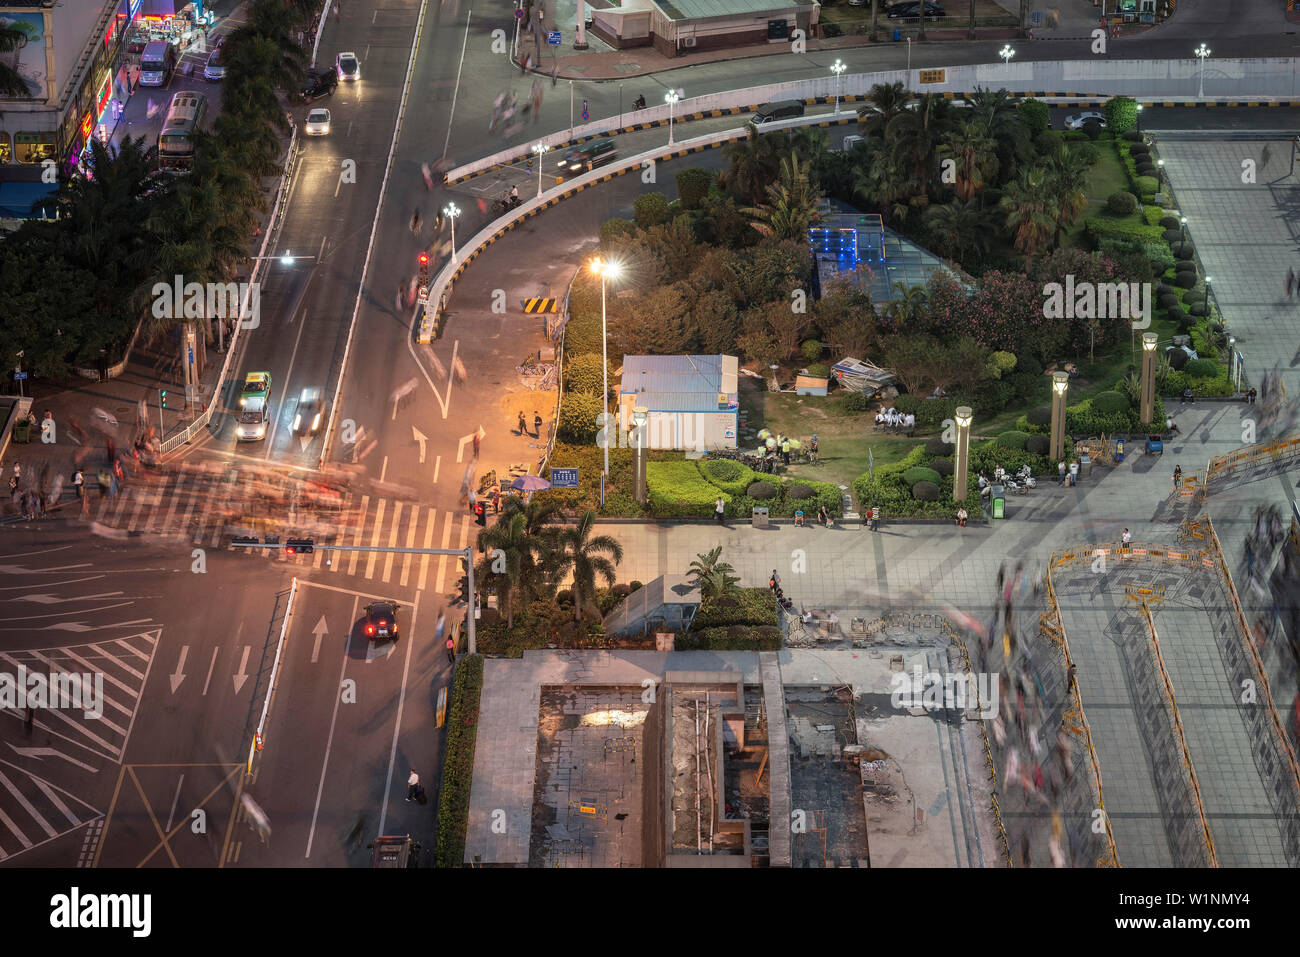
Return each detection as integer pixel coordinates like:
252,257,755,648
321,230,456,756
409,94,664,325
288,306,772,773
304,108,331,136
235,397,269,441
335,51,360,81
1064,111,1107,131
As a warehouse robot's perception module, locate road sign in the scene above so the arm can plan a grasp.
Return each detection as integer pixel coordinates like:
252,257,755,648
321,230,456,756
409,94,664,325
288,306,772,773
550,467,579,488
547,31,561,45
418,284,429,300
12,371,26,380
581,99,589,122
1032,10,1042,25
187,346,194,365
515,7,523,17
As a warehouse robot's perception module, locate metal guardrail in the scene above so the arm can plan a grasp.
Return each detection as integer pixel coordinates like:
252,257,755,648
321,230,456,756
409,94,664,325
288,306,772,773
1204,433,1300,487
160,125,300,456
247,576,298,773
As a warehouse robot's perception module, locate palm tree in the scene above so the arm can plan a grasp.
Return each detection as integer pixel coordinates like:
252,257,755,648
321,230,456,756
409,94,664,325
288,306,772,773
887,282,929,328
853,154,912,224
479,511,550,628
938,121,999,201
923,198,993,265
1044,144,1091,248
999,167,1054,267
887,93,956,199
787,126,830,165
965,87,1031,181
720,123,782,204
687,547,739,605
743,153,822,241
857,82,911,138
0,22,34,97
554,510,624,623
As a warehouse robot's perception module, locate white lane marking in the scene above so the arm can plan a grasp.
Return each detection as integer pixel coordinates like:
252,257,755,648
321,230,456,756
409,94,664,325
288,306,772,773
305,593,360,859
433,455,440,485
202,645,219,697
348,495,369,576
399,509,418,587
442,10,472,157
166,774,185,831
376,588,419,838
435,511,454,592
380,455,388,483
262,271,315,459
405,338,458,421
418,508,436,591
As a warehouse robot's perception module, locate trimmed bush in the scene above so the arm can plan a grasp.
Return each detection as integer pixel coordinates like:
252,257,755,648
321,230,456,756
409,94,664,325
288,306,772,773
611,583,631,598
924,436,954,456
902,466,942,487
1159,216,1181,230
996,430,1030,450
1027,406,1053,427
633,192,672,228
674,167,715,210
1106,191,1138,215
556,589,573,604
677,624,782,651
647,460,727,517
558,391,602,442
1156,281,1173,296
1128,141,1150,155
564,352,608,396
930,458,954,476
1174,270,1197,288
1164,229,1185,244
1157,293,1179,310
787,483,816,500
1167,347,1189,370
1122,129,1144,142
630,581,644,592
1019,98,1051,135
1188,302,1208,317
1135,175,1159,196
800,339,823,362
1166,306,1185,324
747,481,777,500
912,481,940,501
702,458,744,483
1026,434,1049,456
1080,118,1104,139
435,654,483,867
1185,358,1220,379
1093,391,1130,414
805,363,831,378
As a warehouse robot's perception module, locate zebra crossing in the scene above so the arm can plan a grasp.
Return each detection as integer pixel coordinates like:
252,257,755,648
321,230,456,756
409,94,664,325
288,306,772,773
82,472,476,589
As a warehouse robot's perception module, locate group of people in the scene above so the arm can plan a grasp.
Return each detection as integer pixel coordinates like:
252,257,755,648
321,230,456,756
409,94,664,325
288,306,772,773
873,407,916,435
516,410,544,438
767,569,794,612
793,503,835,528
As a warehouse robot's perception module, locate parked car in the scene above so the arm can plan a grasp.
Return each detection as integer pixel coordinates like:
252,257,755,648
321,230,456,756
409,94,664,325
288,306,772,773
887,1,946,18
1064,111,1107,130
299,69,337,102
203,37,226,82
304,109,331,136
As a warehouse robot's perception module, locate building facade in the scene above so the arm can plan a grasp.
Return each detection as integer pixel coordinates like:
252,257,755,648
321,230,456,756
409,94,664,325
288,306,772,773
588,0,819,58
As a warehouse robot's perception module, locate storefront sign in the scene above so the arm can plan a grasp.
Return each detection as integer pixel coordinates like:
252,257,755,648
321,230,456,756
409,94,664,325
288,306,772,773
918,69,946,84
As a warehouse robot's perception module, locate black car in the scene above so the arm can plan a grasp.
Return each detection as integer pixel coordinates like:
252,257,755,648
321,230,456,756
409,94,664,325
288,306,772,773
299,69,337,102
362,601,400,640
556,138,617,174
887,1,946,17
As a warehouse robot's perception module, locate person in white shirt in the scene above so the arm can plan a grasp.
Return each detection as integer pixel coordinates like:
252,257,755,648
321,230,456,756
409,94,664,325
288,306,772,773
1121,528,1132,545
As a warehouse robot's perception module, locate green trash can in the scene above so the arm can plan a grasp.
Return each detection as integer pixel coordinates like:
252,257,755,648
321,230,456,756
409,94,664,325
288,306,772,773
991,484,1005,519
12,420,29,444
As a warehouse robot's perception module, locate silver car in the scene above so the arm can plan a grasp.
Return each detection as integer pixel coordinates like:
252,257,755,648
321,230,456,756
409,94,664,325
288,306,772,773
1064,111,1107,130
304,108,331,136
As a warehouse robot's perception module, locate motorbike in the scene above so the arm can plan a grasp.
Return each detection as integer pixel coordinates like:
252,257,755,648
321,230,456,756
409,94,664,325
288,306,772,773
491,194,521,216
1005,477,1029,495
1015,465,1037,489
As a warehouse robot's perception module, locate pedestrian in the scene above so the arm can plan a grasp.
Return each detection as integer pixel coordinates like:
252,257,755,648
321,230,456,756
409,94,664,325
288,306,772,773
517,411,527,435
106,437,115,465
12,463,20,481
769,569,780,592
421,162,433,191
472,430,481,459
113,458,125,482
446,635,456,664
492,487,501,513
1057,460,1066,485
7,474,16,495
956,506,968,527
1173,464,1182,486
871,505,880,531
1289,268,1295,299
406,769,420,802
715,495,726,525
1248,387,1257,404
533,411,542,437
468,487,477,511
1121,528,1131,546
396,282,404,313
1068,460,1079,487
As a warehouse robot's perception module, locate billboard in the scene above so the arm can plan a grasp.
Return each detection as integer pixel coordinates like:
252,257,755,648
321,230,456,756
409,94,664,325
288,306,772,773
0,11,47,101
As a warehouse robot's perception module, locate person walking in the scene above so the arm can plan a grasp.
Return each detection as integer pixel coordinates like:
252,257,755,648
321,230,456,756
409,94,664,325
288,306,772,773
1121,528,1132,546
472,430,481,459
768,570,780,592
406,769,420,802
1248,387,1257,404
1173,464,1182,487
445,635,456,665
468,487,478,512
421,162,434,191
1289,269,1295,299
517,411,527,435
12,463,20,482
533,411,542,438
714,496,726,525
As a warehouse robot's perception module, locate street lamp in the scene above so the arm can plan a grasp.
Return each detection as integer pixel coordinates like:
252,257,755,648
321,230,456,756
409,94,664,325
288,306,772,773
632,406,648,504
1204,275,1212,317
906,37,912,88
590,256,622,477
1180,215,1187,244
953,406,973,502
1140,332,1158,426
1136,103,1143,133
831,59,847,115
1157,158,1165,183
999,45,1015,73
533,142,549,197
1195,43,1211,99
444,202,460,263
1050,371,1069,464
665,90,680,146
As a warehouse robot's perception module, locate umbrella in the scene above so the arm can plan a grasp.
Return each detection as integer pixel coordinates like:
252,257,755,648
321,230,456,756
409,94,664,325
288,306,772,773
512,475,551,492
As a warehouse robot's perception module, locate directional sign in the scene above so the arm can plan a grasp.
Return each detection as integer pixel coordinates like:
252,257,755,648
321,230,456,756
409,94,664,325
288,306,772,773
547,31,561,45
581,99,589,122
13,371,26,380
550,467,579,488
1031,10,1042,25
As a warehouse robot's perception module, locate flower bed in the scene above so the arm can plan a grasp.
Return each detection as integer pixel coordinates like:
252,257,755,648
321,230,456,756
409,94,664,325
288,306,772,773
434,654,483,868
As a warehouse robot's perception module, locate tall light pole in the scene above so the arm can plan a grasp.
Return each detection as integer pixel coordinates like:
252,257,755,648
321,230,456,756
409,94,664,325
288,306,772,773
831,59,846,115
632,406,648,503
590,257,621,477
1050,371,1069,464
905,37,912,88
533,142,549,197
1195,43,1211,99
444,202,460,263
665,90,680,146
1180,215,1187,244
1204,275,1212,318
1136,103,1143,133
953,406,973,502
1140,332,1158,426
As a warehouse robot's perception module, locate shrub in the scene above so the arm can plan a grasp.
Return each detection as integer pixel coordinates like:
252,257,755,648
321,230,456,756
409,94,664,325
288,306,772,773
435,654,483,868
930,457,954,476
630,581,644,592
1185,358,1220,379
1166,306,1185,325
786,483,816,501
1128,141,1149,155
1092,391,1130,414
1081,119,1104,139
1035,130,1063,154
1107,97,1139,133
1122,129,1144,142
678,624,782,651
1019,98,1051,135
556,589,573,604
800,339,823,362
903,466,942,486
805,363,831,378
842,392,873,412
1174,270,1197,288
611,583,631,598
1172,243,1194,260
1159,216,1181,230
1135,175,1159,196
1166,347,1189,370
702,458,744,483
1146,243,1176,274
1156,281,1173,296
1085,218,1163,243
564,352,608,395
1188,302,1207,317
1157,293,1179,310
987,350,1017,378
694,587,779,628
1065,398,1132,436
599,218,637,246
1106,191,1138,215
894,395,957,428
558,391,602,442
747,481,777,500
675,168,715,210
1164,229,1185,244
925,436,954,456
996,430,1030,450
912,481,940,501
647,460,727,517
1026,434,1049,456
1027,405,1053,427
633,192,672,228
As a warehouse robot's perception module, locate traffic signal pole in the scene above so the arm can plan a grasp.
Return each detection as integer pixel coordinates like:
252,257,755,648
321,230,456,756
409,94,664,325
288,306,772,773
231,541,477,653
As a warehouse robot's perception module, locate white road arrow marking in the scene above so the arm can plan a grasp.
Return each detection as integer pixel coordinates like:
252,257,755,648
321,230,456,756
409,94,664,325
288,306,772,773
6,746,98,772
299,432,312,453
413,427,428,464
311,616,328,663
232,646,251,694
414,339,458,421
170,645,189,693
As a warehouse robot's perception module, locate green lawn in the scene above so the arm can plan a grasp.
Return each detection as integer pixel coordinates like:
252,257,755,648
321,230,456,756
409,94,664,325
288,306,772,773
1063,141,1141,249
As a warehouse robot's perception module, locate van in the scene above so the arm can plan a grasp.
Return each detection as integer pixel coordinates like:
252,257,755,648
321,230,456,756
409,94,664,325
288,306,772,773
139,41,177,87
753,100,805,124
840,134,866,152
369,835,420,868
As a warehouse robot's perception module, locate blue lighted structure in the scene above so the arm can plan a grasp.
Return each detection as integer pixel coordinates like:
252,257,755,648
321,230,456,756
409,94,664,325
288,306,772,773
811,206,962,305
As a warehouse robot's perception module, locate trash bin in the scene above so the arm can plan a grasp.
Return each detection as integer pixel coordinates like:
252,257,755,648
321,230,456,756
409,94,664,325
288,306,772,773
1079,454,1092,478
11,420,29,444
752,506,769,529
893,28,901,41
991,484,1005,519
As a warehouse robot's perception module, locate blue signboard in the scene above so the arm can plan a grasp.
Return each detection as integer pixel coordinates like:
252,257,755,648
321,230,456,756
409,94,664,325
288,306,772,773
548,31,561,45
550,467,579,488
13,372,27,380
1031,10,1042,25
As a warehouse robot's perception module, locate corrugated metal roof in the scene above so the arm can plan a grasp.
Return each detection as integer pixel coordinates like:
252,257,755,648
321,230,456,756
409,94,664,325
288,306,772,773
621,355,723,392
640,394,736,413
655,0,811,20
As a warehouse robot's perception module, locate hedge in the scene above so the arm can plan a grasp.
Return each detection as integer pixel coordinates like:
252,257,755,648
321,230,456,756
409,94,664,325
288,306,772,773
902,466,942,486
699,458,761,496
1184,358,1220,379
971,437,1068,478
996,430,1030,450
435,654,484,868
893,395,958,428
1065,398,1133,436
1163,368,1233,397
677,625,782,651
647,460,727,517
852,445,980,518
1084,218,1164,243
1092,391,1131,414
693,587,779,628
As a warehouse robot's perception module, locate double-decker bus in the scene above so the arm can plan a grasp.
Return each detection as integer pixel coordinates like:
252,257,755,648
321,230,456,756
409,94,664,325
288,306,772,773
158,91,207,172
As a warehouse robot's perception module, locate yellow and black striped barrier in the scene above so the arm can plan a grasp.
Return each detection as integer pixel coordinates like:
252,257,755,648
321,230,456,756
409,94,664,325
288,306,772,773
521,297,558,313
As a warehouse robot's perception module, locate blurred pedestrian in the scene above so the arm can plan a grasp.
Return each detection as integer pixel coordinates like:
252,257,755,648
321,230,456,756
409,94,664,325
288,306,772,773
1288,268,1295,299
421,162,433,191
445,636,455,665
533,411,542,437
472,430,480,458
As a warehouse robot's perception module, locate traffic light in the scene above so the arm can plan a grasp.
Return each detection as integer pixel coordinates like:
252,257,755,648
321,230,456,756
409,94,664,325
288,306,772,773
285,538,314,555
474,501,485,526
160,389,167,408
418,252,430,283
457,575,469,603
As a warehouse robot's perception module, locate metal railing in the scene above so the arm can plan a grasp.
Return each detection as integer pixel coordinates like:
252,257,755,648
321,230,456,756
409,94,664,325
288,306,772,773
538,265,580,477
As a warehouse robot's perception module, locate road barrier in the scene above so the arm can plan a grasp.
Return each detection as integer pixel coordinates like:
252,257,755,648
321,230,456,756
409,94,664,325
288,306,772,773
1203,432,1300,491
247,576,299,774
